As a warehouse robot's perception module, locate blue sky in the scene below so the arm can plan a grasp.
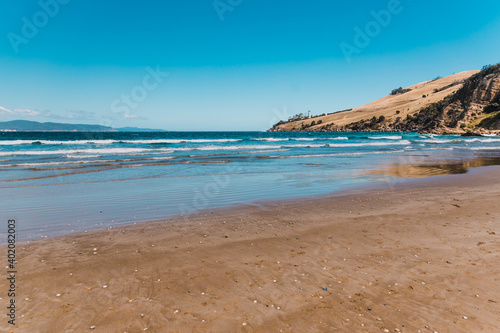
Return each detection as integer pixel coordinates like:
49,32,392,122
1,0,499,131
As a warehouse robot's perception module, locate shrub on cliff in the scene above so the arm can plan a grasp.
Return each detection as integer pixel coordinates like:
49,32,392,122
391,87,411,95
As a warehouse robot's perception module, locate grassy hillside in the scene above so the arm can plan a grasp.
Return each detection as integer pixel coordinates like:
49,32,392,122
270,71,479,132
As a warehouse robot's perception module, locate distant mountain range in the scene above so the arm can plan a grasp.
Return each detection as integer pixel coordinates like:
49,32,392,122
0,120,165,132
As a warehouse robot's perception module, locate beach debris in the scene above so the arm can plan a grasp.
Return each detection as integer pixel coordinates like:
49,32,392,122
174,310,179,313
462,316,468,319
56,294,61,297
90,326,96,330
322,287,327,291
242,322,247,326
103,285,108,288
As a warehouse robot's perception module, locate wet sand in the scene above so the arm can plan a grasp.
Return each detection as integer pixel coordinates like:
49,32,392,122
2,166,500,332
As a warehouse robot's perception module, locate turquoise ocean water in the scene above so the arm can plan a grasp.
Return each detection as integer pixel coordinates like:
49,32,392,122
1,131,500,241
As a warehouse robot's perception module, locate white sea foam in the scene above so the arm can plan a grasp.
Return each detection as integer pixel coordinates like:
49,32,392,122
0,159,119,167
245,149,290,154
464,138,500,143
468,146,500,150
66,154,102,158
416,139,459,144
257,137,348,142
0,139,242,145
0,147,175,156
252,138,290,142
174,145,280,151
149,156,176,160
0,140,416,157
130,139,242,144
368,136,403,140
270,150,404,159
282,144,325,148
327,140,411,147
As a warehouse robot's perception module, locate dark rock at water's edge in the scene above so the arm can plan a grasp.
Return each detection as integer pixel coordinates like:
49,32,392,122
461,132,484,137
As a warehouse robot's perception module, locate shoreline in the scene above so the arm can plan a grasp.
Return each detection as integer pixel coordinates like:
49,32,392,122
3,130,500,243
2,166,500,332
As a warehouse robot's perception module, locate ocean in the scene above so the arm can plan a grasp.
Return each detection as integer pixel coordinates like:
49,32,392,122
1,131,500,241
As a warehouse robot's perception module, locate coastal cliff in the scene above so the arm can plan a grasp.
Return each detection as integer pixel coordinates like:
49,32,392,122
269,63,500,134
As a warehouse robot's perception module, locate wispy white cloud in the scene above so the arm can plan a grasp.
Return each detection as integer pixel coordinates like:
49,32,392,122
0,106,43,117
0,106,13,114
0,106,97,120
1,106,146,123
15,109,42,116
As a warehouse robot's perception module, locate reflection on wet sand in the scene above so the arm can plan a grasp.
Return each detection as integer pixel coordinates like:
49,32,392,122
368,156,500,178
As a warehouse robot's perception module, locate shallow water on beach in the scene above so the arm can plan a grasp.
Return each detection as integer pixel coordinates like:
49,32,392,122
1,131,500,241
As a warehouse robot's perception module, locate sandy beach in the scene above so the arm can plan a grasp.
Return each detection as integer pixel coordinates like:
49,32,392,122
2,166,500,333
